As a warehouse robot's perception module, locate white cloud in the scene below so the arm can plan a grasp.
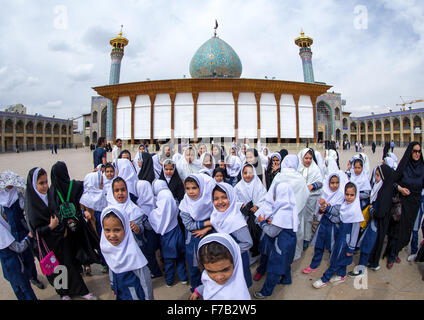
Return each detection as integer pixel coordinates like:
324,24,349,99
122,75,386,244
67,64,94,81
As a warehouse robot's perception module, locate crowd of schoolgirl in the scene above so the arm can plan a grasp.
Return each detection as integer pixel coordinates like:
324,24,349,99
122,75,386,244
0,140,423,301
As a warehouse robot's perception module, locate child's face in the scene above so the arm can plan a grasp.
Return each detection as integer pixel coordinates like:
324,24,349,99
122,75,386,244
139,146,145,153
121,152,131,160
263,149,268,156
212,146,220,156
246,152,255,164
103,216,125,246
354,161,363,176
36,174,49,195
345,187,356,204
219,161,226,169
242,166,254,183
272,156,280,168
113,180,128,203
185,181,200,200
303,153,313,167
203,155,212,168
185,150,194,163
164,164,174,178
214,172,224,183
329,176,340,192
375,169,381,183
203,259,234,286
231,149,236,155
213,190,230,212
105,167,115,180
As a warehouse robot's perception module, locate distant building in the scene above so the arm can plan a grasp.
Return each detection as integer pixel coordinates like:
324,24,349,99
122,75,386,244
5,104,27,114
0,110,74,152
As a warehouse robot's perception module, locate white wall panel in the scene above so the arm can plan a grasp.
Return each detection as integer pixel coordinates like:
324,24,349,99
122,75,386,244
134,94,150,139
153,93,171,139
280,94,297,138
174,93,194,138
197,92,234,138
260,93,277,138
237,92,257,139
298,95,314,138
116,96,131,140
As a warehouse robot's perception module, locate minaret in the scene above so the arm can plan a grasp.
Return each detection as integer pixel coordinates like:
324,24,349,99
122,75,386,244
294,30,315,83
106,26,129,142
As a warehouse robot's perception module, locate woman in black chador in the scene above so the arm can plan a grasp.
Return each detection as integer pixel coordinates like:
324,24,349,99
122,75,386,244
25,165,100,300
384,142,424,269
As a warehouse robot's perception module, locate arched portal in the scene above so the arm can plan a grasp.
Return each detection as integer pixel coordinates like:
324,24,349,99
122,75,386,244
316,101,333,142
101,106,107,138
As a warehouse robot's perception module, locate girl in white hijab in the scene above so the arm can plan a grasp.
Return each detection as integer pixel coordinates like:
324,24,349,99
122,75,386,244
100,206,153,300
348,156,371,210
176,146,202,182
114,158,138,199
179,173,216,292
149,180,187,287
268,154,309,261
359,152,372,180
225,155,242,186
259,147,271,170
238,144,249,163
384,156,397,170
297,148,323,251
102,163,117,198
303,170,348,274
210,183,253,287
80,171,107,238
313,182,363,288
253,182,298,299
199,152,216,177
190,233,251,300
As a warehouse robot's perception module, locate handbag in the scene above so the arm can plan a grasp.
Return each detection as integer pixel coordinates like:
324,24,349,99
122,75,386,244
391,193,402,222
360,205,371,229
36,230,60,276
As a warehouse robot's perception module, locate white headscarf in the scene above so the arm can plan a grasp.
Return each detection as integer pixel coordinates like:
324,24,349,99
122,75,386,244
384,157,397,170
106,178,145,223
370,167,384,203
234,163,266,206
114,158,138,196
340,182,365,224
100,206,148,273
80,171,107,212
349,156,371,192
179,174,216,221
176,146,202,182
0,170,26,209
267,182,299,232
210,183,247,235
152,154,162,179
359,153,371,180
321,170,348,206
297,148,323,185
148,180,178,236
238,144,249,163
325,157,340,178
270,155,309,214
225,155,242,177
0,214,15,250
260,147,271,168
135,180,155,216
314,150,326,178
198,233,251,300
103,165,117,197
32,168,48,207
199,152,216,177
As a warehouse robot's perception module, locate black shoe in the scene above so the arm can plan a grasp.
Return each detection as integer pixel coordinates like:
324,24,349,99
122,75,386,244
31,279,45,289
348,270,363,278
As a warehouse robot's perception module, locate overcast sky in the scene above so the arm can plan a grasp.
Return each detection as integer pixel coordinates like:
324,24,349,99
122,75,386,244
1,0,423,125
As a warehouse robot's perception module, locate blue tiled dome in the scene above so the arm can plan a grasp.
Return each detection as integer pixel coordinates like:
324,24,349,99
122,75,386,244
189,36,242,78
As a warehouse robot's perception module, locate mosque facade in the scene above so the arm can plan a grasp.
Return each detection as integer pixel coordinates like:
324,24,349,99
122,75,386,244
90,27,350,146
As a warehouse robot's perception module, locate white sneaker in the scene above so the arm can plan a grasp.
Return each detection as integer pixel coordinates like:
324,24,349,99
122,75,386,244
329,275,346,284
312,279,328,289
407,254,417,262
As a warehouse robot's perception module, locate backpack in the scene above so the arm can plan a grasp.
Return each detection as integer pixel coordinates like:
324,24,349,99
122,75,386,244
56,181,78,230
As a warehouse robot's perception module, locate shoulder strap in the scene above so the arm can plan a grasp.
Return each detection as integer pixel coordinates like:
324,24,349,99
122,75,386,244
66,180,73,202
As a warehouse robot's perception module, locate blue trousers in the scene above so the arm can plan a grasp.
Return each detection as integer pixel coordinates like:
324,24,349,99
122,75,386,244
310,247,326,269
241,251,252,288
358,252,370,266
163,256,188,286
256,254,268,275
321,263,348,283
10,281,37,300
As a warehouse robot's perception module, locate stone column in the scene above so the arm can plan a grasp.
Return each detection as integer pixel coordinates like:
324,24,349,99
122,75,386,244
410,114,414,144
255,92,262,142
1,117,4,153
399,116,403,147
130,95,136,146
372,120,376,145
365,121,368,146
12,118,16,152
192,92,198,144
390,118,394,142
233,91,239,142
170,92,176,145
23,119,27,151
42,121,46,150
275,93,281,144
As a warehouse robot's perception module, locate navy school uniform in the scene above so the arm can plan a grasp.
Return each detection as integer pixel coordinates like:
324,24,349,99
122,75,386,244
133,216,162,278
160,225,188,286
309,205,341,269
258,223,296,297
0,236,37,300
110,265,153,300
357,204,378,267
3,200,38,281
229,226,253,288
180,211,214,292
321,218,360,283
256,231,274,276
